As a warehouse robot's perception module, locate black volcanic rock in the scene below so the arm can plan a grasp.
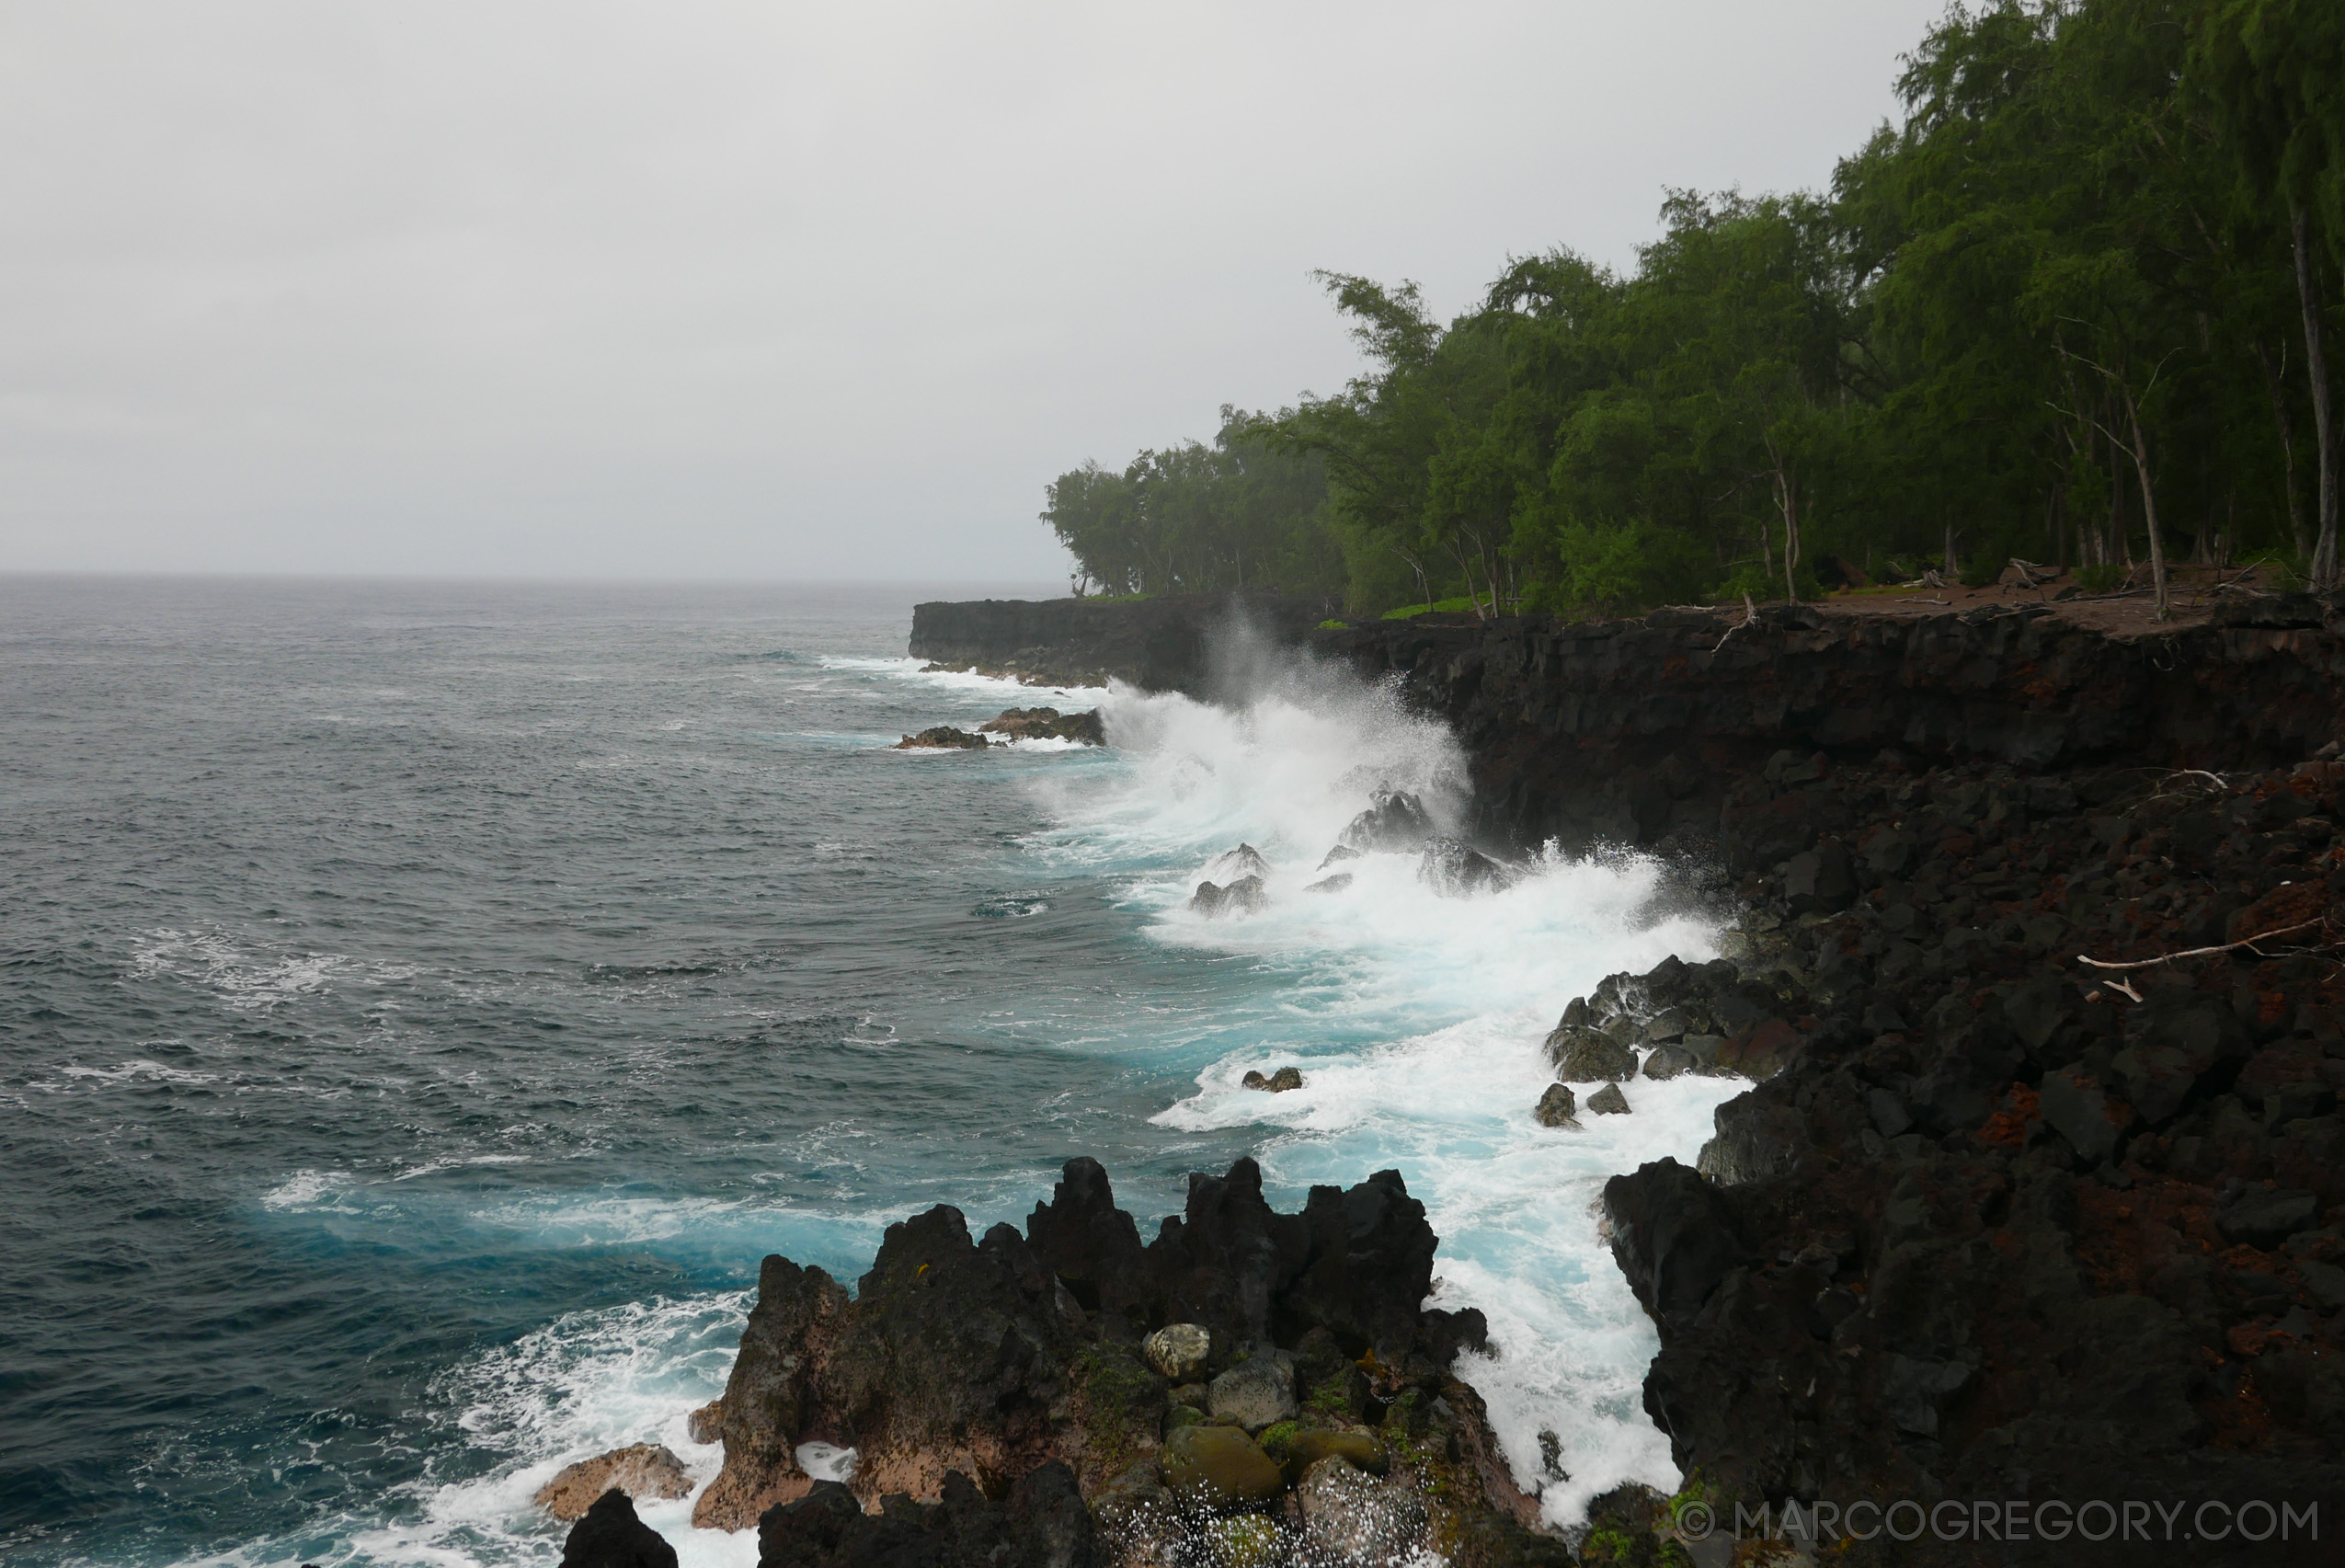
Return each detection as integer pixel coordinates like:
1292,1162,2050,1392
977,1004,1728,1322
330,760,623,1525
1604,1158,1744,1322
560,1489,679,1568
698,1158,1546,1562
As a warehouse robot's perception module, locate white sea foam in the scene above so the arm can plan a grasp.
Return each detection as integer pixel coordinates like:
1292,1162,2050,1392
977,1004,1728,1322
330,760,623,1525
332,1293,761,1568
1031,651,1734,1527
128,928,409,1010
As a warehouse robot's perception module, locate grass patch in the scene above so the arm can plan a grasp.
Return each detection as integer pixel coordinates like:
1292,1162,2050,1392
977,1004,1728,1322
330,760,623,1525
1380,597,1476,620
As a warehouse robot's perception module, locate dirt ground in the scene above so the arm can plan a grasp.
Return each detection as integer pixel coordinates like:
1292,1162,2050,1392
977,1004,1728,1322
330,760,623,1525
1804,560,2282,637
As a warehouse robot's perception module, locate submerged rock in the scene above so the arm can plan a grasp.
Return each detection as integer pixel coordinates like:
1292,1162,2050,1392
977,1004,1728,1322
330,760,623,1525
895,726,989,750
1317,843,1361,870
1304,872,1354,894
559,1489,679,1568
1241,1066,1304,1093
536,1444,693,1520
1191,875,1268,918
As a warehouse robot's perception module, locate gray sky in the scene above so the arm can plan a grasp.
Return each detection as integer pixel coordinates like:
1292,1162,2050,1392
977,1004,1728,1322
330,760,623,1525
1,0,1948,583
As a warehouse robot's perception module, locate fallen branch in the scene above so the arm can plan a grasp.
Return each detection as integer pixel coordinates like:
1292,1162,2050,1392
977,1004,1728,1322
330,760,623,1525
1900,596,1951,605
2076,917,2328,972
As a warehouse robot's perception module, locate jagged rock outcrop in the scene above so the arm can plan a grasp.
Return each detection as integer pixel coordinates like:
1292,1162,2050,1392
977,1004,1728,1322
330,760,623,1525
896,727,989,750
1190,876,1268,918
696,1159,1563,1568
1339,789,1436,853
980,707,1107,746
535,1444,692,1520
1587,750,2345,1564
754,1467,1101,1568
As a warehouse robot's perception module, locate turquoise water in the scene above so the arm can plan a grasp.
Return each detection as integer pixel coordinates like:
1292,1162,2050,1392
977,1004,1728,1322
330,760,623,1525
0,577,1737,1565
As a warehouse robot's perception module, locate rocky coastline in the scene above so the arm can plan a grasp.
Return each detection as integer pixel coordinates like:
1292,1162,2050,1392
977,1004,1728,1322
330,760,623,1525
561,594,2345,1566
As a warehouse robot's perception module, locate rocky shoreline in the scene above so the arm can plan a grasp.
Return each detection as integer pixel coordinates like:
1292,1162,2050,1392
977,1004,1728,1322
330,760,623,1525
557,594,2345,1566
565,1161,1580,1568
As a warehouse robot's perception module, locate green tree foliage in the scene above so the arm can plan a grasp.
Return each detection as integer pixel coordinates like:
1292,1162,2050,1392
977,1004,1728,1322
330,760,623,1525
1043,0,2345,615
1041,408,1342,598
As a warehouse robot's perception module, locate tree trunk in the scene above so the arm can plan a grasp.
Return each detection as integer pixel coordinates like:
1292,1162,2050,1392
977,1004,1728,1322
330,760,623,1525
2294,205,2339,588
1776,469,1801,604
2254,341,2309,560
2122,388,2169,618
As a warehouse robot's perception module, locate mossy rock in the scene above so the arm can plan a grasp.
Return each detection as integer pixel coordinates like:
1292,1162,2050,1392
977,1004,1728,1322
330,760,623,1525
1070,1342,1170,1485
1206,1513,1286,1568
1161,1424,1285,1508
1253,1420,1300,1464
1283,1427,1386,1482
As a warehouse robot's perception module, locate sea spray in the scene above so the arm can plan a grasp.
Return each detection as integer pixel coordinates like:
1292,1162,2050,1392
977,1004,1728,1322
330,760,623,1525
1019,656,1742,1527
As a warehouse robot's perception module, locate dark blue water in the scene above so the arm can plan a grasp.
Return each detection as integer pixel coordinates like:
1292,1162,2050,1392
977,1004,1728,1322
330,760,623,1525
0,575,1732,1565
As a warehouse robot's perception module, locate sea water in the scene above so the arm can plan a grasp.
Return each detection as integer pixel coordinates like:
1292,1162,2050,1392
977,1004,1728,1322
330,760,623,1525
0,577,1742,1566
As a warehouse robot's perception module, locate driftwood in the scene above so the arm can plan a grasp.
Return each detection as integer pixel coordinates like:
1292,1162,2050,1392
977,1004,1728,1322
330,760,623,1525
2076,916,2328,973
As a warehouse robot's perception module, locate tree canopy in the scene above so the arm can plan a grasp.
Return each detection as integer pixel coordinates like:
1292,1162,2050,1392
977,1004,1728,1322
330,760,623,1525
1041,0,2345,618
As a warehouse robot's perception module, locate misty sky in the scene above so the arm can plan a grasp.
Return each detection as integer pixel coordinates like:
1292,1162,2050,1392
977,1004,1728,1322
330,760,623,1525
2,1,1950,583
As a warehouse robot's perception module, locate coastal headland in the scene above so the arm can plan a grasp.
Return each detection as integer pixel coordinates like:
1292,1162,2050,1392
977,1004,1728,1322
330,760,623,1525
581,592,2345,1567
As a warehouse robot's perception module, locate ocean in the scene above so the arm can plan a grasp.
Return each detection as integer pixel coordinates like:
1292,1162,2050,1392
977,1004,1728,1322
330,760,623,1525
0,576,1740,1565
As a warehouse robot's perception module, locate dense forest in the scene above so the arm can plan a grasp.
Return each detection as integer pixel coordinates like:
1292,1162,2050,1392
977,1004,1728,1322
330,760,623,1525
1040,0,2345,619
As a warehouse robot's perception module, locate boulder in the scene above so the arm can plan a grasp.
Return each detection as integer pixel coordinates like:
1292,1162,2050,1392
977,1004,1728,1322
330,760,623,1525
1547,1025,1637,1082
560,1489,679,1568
1240,1065,1305,1092
1141,1323,1212,1383
1642,1045,1695,1081
895,727,989,750
1416,836,1511,896
1296,1456,1428,1561
1587,1083,1630,1116
1160,1423,1284,1506
1717,1018,1802,1080
2217,1187,2320,1251
687,1401,724,1446
2039,1067,2124,1164
1203,843,1273,883
1533,1083,1579,1127
1283,1427,1388,1481
535,1444,693,1520
1603,1158,1744,1322
1191,876,1268,918
2110,990,2250,1125
1207,1353,1298,1431
1338,789,1434,853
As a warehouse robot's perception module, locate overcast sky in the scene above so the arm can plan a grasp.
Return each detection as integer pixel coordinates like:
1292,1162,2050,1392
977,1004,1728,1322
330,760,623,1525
1,0,1949,583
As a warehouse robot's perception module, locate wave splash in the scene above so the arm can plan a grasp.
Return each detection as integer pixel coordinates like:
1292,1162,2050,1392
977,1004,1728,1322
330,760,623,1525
1029,646,1743,1527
